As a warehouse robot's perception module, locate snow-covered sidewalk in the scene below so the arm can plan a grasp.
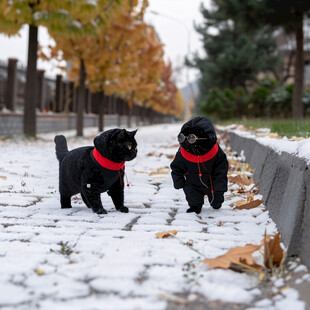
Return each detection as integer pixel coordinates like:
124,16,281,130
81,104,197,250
0,124,307,310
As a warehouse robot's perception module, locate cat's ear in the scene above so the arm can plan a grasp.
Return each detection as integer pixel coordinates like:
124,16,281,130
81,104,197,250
94,135,104,150
128,129,138,138
117,129,127,141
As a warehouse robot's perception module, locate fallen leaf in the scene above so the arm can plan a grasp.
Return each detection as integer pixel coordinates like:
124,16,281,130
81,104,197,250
247,194,255,202
159,144,179,149
149,167,169,176
156,230,177,238
204,243,262,270
243,163,253,173
35,269,45,275
279,285,290,292
230,199,247,208
0,176,7,180
166,154,175,160
269,132,279,138
233,199,264,210
228,159,242,171
132,169,148,174
229,174,253,186
69,260,74,264
217,221,223,227
263,232,283,268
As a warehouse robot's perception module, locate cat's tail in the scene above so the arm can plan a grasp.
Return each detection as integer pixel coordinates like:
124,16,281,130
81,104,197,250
54,135,69,164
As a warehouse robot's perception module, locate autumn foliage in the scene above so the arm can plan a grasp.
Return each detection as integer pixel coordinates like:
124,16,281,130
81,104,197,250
41,0,184,116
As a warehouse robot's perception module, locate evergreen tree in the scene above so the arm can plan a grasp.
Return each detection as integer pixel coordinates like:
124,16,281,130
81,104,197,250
190,2,278,99
207,0,310,118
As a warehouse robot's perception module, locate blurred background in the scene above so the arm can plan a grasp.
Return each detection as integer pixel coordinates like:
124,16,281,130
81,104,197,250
0,0,309,137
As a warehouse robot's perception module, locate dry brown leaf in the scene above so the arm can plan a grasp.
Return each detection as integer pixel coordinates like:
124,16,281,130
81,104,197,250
217,221,223,227
233,199,247,207
229,174,253,186
156,230,177,239
237,187,246,194
133,169,148,174
159,144,179,149
35,269,45,275
228,159,242,171
149,167,169,176
247,194,255,202
147,152,155,157
166,154,175,160
269,133,279,138
263,232,283,268
279,285,290,292
204,243,262,270
233,199,264,210
0,176,7,180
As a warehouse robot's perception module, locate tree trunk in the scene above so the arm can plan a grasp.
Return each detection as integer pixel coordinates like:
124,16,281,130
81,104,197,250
98,91,105,132
292,14,304,119
127,105,132,128
23,25,38,137
77,58,86,136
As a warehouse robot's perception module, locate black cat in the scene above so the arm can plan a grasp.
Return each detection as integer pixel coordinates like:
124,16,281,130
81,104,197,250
54,129,137,214
170,117,228,214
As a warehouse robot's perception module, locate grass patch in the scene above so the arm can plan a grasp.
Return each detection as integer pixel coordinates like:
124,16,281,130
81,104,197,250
217,118,310,138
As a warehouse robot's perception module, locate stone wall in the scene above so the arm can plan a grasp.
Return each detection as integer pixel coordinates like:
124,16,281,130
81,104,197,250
0,113,136,135
228,131,310,268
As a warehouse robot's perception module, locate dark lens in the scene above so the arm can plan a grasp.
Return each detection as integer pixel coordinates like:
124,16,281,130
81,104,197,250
178,133,186,143
188,134,197,144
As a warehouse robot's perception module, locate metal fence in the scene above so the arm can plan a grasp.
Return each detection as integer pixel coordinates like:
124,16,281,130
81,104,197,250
0,58,174,131
0,60,7,109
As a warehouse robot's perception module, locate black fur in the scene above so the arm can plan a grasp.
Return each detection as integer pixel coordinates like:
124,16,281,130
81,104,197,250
54,129,137,214
170,117,228,214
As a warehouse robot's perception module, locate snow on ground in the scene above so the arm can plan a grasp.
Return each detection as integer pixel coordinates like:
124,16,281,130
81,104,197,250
219,125,310,164
0,124,306,310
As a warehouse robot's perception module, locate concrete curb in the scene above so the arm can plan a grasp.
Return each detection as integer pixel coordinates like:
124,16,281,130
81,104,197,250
227,131,310,268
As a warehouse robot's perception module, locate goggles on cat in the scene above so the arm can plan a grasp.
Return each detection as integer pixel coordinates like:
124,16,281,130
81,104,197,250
178,133,207,144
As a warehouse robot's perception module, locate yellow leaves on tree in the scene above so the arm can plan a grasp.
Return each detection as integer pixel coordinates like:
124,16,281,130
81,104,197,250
39,0,184,115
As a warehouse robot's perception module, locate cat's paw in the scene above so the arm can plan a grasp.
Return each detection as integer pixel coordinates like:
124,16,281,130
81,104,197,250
116,206,129,213
94,207,108,215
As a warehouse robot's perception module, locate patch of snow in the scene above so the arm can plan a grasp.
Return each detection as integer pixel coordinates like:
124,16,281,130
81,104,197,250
0,124,306,309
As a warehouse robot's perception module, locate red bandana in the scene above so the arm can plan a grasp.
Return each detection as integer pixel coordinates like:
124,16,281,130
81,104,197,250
92,148,125,170
180,143,219,163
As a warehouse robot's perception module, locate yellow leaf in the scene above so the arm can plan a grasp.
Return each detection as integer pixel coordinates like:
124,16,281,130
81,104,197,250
35,269,45,275
156,230,177,239
0,176,7,180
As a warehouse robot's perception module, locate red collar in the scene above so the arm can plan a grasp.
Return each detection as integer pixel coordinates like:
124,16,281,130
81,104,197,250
92,148,125,170
180,143,219,163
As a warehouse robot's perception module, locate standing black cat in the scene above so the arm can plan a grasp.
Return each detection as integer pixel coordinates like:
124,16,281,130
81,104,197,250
54,128,137,214
170,117,228,214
